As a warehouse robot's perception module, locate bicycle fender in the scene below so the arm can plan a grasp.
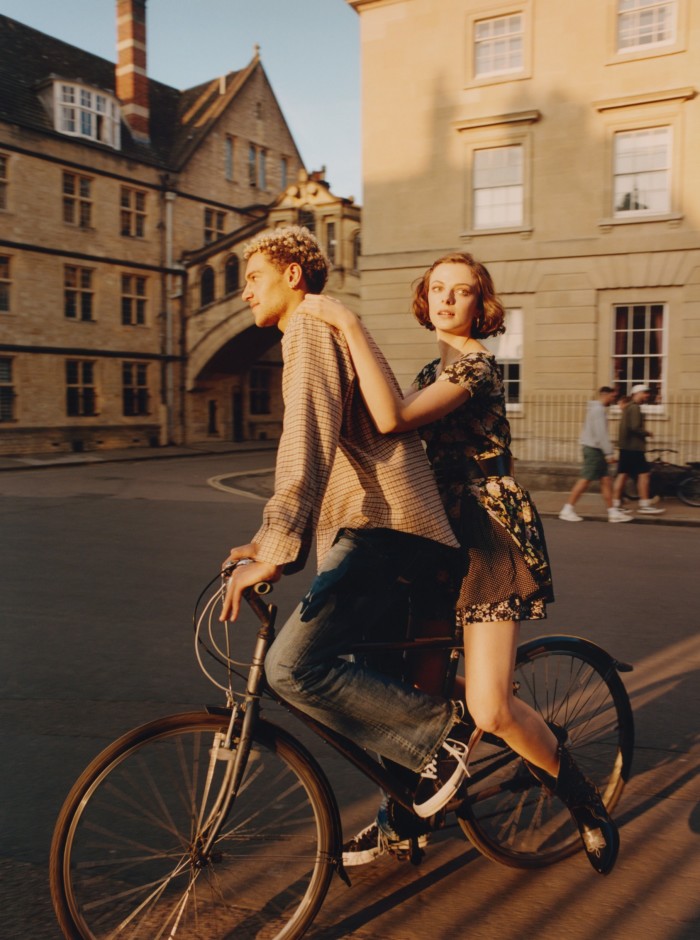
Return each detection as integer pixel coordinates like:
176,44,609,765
517,634,634,674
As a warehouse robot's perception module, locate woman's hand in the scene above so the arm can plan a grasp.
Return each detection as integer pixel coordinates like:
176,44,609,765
299,294,357,332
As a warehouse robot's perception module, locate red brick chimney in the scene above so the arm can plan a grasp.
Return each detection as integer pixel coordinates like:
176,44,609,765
116,0,150,143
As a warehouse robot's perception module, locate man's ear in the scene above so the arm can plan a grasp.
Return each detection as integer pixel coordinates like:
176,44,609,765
286,262,304,290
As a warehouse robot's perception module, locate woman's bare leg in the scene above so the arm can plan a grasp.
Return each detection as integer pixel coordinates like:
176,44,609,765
463,619,559,776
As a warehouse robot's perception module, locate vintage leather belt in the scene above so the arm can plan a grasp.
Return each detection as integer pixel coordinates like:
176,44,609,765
434,452,514,485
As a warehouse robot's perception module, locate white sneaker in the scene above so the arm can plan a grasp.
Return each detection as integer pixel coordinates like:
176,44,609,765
608,509,632,523
637,504,665,515
559,505,583,522
413,738,470,818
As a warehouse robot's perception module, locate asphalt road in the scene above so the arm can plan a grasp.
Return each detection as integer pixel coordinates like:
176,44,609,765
1,453,698,939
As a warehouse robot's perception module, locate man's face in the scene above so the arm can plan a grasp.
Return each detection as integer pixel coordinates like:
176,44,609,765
242,252,298,329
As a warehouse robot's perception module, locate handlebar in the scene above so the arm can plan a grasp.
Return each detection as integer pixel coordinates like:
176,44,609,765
221,560,273,596
647,448,678,457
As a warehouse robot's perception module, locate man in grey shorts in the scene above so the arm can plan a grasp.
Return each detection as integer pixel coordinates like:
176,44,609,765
559,386,632,523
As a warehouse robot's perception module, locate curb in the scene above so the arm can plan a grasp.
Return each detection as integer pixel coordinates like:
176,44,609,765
2,445,697,527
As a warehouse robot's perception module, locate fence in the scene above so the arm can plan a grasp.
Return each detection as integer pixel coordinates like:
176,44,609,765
509,394,700,465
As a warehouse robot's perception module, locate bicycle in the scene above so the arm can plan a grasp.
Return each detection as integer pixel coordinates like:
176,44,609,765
623,448,700,506
50,565,635,940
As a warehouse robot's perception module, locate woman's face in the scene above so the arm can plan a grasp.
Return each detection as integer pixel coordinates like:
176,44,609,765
426,262,479,337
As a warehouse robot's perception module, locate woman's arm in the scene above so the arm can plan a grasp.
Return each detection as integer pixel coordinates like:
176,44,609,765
298,295,470,433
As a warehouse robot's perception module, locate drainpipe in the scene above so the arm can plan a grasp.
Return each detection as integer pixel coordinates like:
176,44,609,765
164,188,177,443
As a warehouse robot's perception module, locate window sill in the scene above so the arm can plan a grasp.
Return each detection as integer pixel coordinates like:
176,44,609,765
598,213,683,231
605,44,687,67
461,226,533,240
464,70,531,90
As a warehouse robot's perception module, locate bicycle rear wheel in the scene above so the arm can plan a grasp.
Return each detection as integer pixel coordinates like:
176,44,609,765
677,473,700,506
50,712,338,939
457,635,634,869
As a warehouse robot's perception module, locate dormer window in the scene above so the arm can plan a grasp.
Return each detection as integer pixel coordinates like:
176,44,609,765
45,81,121,149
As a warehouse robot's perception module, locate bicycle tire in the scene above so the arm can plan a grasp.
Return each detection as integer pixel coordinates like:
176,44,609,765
50,711,338,940
677,473,700,507
623,478,640,500
456,635,634,869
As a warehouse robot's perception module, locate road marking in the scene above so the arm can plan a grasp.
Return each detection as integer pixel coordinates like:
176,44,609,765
207,468,273,502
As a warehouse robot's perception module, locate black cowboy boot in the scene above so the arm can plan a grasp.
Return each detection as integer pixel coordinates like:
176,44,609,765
527,745,620,876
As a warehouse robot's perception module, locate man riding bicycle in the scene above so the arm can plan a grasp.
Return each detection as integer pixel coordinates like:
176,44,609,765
220,226,469,818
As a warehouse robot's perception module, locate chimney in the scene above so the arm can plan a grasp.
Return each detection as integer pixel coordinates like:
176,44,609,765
116,0,150,143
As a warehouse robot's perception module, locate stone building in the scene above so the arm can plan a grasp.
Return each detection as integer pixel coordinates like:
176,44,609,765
182,171,361,443
347,0,700,449
0,1,359,455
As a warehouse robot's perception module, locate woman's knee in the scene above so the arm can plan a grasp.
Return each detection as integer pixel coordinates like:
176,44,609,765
466,697,515,737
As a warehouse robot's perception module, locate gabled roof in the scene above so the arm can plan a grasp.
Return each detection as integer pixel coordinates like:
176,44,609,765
0,14,275,171
167,55,262,169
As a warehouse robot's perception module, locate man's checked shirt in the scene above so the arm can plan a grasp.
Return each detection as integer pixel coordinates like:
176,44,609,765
252,312,459,572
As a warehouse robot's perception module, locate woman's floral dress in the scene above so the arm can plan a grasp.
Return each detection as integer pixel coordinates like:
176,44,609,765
415,351,554,625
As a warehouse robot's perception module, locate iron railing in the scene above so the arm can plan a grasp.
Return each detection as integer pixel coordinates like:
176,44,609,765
508,394,700,465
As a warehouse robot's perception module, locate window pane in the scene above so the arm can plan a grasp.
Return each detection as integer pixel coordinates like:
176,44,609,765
614,127,671,215
474,13,524,77
225,256,239,294
618,0,676,50
473,146,523,228
481,308,522,403
611,301,665,398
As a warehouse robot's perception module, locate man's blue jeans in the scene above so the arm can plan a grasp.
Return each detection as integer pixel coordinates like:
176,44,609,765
265,528,460,772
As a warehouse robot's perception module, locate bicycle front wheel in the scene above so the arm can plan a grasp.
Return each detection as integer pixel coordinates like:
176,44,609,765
677,473,700,506
50,712,337,939
457,635,634,869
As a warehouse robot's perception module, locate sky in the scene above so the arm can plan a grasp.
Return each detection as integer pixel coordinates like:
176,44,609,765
0,0,362,201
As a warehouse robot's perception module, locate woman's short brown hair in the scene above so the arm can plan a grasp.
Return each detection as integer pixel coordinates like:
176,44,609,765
411,252,505,339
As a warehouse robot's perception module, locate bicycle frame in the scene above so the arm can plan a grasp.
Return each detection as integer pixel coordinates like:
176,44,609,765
203,586,511,843
204,579,638,836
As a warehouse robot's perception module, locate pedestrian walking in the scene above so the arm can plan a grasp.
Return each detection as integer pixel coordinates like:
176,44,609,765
612,385,665,515
559,387,632,523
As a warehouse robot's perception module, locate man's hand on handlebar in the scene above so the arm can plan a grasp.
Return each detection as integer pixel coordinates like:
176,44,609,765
220,544,282,621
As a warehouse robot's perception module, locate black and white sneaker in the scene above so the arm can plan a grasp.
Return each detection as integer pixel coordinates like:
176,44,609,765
412,738,471,818
341,822,385,866
341,822,429,866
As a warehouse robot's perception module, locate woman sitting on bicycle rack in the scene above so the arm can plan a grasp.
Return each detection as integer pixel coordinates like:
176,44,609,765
301,252,620,876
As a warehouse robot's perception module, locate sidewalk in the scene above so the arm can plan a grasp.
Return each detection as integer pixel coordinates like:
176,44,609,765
0,439,278,472
1,441,697,526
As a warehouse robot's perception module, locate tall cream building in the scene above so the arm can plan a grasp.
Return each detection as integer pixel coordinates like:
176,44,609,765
348,0,700,444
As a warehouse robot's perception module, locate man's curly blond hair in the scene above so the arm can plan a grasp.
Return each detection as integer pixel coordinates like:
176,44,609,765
244,226,330,293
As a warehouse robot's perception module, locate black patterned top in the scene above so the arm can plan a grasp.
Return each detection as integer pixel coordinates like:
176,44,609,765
415,352,553,609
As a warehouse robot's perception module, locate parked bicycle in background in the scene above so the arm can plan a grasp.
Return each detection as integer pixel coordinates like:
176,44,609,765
623,449,700,507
